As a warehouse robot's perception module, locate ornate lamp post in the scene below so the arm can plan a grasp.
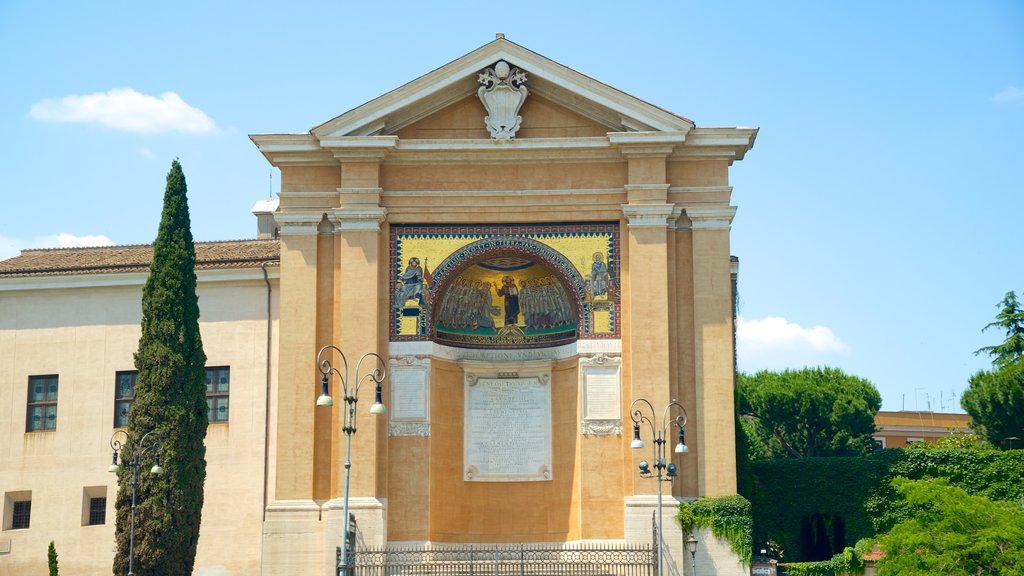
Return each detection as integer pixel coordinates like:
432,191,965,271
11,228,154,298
687,534,698,575
108,430,164,576
630,398,688,576
316,345,387,576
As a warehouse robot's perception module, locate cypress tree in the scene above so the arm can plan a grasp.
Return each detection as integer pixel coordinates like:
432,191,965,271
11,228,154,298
48,541,58,576
113,159,208,576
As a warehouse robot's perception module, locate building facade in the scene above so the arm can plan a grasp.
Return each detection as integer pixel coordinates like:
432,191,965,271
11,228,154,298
1,37,756,576
873,411,972,448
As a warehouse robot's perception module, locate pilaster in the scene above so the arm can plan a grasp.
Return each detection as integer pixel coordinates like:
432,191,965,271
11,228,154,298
682,206,738,497
618,138,678,499
274,216,325,501
331,157,388,505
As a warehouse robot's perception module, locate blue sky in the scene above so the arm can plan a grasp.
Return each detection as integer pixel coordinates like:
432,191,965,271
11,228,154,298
2,1,1021,412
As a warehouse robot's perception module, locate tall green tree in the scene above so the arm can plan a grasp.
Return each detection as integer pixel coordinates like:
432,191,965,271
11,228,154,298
737,367,881,458
961,359,1024,449
113,160,208,576
963,290,1024,449
874,478,1024,576
974,290,1024,367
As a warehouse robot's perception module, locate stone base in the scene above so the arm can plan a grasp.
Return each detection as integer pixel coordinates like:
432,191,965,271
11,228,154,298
624,495,745,576
262,497,388,576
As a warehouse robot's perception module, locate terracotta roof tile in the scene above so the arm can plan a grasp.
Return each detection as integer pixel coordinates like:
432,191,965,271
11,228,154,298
0,239,280,278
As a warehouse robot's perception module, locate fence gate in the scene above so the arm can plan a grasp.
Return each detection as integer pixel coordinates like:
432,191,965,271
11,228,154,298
351,542,655,576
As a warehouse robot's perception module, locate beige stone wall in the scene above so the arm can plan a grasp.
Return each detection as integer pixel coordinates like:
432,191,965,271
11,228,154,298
0,274,277,576
424,358,587,542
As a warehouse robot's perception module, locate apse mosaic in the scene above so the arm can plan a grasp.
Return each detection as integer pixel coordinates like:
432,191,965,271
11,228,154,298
390,223,620,348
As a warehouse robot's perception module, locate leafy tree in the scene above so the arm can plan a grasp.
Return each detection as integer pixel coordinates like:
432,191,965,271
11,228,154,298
961,358,1024,449
114,160,208,576
873,478,1024,576
737,367,881,458
48,541,58,576
974,290,1024,367
905,429,992,451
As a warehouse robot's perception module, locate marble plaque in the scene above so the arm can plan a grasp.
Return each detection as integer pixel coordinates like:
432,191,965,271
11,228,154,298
389,356,430,437
464,376,552,482
584,367,619,420
391,368,427,420
580,354,622,435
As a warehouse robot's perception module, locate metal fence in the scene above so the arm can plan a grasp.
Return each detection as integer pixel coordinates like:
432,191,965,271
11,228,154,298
351,542,655,576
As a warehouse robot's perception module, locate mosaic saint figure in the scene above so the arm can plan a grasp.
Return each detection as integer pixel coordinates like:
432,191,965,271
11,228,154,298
493,275,520,327
590,252,610,297
519,279,535,329
394,257,424,309
473,280,498,330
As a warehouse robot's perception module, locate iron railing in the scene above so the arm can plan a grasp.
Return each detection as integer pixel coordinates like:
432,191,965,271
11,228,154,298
351,542,655,576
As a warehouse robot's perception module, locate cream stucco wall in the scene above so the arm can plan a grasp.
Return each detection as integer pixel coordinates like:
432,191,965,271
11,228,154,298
0,272,278,576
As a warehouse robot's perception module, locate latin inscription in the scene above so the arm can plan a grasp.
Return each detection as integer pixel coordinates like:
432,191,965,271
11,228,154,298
464,377,552,482
391,369,427,420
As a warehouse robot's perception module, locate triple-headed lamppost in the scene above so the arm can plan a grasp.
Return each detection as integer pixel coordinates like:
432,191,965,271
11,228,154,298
630,398,689,576
316,345,387,576
108,429,164,576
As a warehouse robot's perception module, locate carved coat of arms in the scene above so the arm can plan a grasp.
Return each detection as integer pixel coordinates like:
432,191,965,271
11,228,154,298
477,60,528,140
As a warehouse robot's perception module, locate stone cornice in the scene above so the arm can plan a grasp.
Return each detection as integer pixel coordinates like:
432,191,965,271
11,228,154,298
253,129,757,167
669,127,758,162
683,205,737,230
622,203,676,228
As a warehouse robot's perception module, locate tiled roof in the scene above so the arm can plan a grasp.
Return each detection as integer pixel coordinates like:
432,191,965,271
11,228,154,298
0,239,280,278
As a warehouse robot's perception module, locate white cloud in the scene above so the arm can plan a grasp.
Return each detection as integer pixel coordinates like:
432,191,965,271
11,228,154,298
0,233,116,261
737,315,850,372
30,88,216,134
139,147,154,158
992,87,1024,105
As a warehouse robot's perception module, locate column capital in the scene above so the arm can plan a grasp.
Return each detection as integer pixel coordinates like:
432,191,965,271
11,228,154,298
331,206,388,231
622,203,676,228
682,206,737,230
609,131,687,157
275,212,326,236
320,136,398,162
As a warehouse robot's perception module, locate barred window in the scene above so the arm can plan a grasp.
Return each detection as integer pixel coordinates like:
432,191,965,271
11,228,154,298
12,500,31,530
27,375,58,432
114,371,137,428
88,497,106,526
206,367,230,423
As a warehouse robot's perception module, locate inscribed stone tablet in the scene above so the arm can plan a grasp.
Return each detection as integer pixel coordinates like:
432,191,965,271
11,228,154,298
391,368,427,420
584,367,620,420
464,376,552,482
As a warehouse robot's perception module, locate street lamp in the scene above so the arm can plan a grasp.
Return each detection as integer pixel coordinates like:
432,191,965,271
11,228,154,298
630,398,688,576
317,345,387,576
687,534,698,576
108,429,164,576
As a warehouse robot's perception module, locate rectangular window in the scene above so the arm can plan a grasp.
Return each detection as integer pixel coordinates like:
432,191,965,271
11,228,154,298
88,497,106,526
114,371,137,427
81,486,107,526
11,501,31,530
206,366,230,423
27,375,58,432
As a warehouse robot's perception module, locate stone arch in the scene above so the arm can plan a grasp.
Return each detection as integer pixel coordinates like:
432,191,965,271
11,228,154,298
428,236,590,347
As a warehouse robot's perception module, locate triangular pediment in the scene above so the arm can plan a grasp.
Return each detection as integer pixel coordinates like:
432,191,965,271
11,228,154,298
312,37,695,139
